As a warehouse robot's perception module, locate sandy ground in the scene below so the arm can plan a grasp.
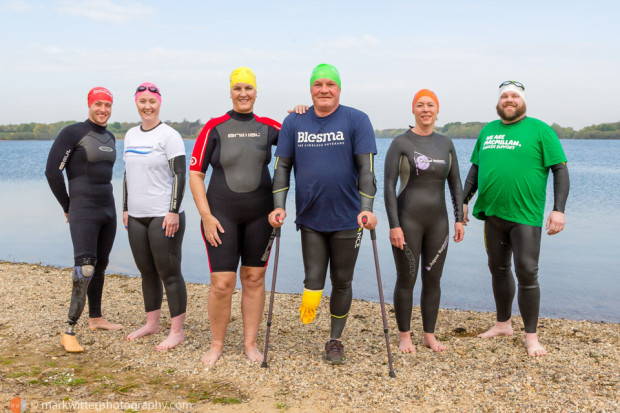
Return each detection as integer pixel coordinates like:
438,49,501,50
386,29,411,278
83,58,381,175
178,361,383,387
0,261,618,412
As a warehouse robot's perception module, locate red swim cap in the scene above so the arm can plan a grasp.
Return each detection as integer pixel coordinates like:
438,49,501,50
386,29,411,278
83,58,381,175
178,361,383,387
412,89,439,112
87,87,113,107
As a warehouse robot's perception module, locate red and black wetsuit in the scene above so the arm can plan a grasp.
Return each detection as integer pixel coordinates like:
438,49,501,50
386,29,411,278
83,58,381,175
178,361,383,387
190,110,280,272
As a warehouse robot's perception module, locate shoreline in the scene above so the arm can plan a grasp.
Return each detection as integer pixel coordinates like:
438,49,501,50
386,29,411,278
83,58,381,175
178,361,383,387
1,261,618,412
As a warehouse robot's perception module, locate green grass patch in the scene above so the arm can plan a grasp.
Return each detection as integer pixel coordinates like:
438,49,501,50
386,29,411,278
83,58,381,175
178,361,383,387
212,397,241,405
44,361,57,367
113,383,140,394
187,391,211,403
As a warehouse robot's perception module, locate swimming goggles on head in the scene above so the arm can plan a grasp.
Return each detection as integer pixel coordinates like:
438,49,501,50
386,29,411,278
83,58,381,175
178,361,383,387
499,80,525,90
135,85,161,95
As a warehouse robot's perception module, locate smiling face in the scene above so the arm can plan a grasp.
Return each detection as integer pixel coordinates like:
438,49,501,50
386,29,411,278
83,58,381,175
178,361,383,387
412,96,438,129
496,91,527,123
135,94,161,124
88,100,112,126
230,82,257,113
310,78,341,117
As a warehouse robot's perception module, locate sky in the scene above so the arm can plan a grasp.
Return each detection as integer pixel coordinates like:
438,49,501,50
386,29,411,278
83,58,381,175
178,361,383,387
1,0,619,130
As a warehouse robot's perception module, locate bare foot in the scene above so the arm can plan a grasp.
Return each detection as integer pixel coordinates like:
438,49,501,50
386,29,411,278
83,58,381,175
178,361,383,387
244,343,263,362
127,324,160,341
89,317,124,330
201,346,223,366
398,331,416,353
60,333,84,353
477,320,514,338
155,331,185,351
525,333,547,357
423,333,446,352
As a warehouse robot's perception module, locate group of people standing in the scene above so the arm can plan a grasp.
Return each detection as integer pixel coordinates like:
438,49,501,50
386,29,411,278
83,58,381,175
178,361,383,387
45,64,568,365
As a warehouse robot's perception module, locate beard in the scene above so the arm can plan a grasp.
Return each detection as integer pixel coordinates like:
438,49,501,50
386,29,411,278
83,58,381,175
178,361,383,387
496,102,526,122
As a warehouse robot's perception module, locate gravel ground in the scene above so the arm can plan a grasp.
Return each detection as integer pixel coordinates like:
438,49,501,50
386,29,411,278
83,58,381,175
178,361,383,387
0,261,618,412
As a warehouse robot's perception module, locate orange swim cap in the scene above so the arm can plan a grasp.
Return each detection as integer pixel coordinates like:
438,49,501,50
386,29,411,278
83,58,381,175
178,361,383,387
412,89,439,113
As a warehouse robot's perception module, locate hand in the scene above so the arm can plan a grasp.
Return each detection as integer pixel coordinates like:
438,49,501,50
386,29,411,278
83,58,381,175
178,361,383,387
64,212,69,223
545,211,565,235
123,211,128,229
463,204,469,226
358,212,377,230
453,222,464,243
202,214,225,247
389,227,405,250
287,105,309,114
162,212,180,238
268,208,286,227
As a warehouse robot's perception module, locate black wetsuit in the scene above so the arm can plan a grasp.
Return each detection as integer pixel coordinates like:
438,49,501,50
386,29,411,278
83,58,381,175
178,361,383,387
384,130,463,333
45,119,117,320
189,110,280,272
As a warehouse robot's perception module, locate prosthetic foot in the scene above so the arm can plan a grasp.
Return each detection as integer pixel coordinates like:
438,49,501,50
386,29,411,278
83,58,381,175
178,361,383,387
60,332,84,353
299,289,323,324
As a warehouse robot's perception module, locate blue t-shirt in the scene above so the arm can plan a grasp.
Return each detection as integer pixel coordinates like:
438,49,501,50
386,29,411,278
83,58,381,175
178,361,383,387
275,105,377,232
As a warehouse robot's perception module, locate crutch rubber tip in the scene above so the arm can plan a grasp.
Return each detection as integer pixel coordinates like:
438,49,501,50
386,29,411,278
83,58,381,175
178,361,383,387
389,371,396,378
261,361,268,368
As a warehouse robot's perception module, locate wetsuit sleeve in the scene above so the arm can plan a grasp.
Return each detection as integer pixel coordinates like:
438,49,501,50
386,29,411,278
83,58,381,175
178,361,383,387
190,119,220,173
45,127,76,213
550,163,569,213
355,153,376,212
447,144,464,222
463,164,479,205
123,172,128,212
383,139,402,228
168,155,186,213
272,156,292,209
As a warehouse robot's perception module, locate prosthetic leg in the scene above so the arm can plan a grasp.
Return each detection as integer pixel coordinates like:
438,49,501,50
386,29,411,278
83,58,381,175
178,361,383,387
61,263,94,352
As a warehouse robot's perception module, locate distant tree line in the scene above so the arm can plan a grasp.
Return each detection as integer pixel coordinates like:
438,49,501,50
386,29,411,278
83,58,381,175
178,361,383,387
374,121,620,140
1,120,619,140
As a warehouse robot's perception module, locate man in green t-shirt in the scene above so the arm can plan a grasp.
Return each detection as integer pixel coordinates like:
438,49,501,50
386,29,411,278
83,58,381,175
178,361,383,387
462,81,569,357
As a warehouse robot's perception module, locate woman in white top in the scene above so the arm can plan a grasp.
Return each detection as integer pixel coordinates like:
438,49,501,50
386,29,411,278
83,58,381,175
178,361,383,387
123,82,187,350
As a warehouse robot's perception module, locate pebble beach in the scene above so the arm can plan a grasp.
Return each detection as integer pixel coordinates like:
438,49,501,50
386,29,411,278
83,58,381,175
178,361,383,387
1,261,618,412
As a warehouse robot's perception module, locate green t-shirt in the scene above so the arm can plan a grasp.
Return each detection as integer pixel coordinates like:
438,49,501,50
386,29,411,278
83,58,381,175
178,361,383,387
470,117,567,227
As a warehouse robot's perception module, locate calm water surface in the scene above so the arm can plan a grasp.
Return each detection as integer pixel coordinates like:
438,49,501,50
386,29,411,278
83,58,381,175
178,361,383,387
1,139,618,323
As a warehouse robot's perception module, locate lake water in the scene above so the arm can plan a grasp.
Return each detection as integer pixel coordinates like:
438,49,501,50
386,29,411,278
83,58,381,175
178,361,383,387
1,138,618,323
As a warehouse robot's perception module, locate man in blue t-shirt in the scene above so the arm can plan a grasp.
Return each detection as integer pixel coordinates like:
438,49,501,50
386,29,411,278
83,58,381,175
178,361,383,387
269,64,377,364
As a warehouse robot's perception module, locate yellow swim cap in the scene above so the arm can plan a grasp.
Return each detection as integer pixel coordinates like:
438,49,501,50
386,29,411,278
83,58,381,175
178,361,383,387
230,67,257,90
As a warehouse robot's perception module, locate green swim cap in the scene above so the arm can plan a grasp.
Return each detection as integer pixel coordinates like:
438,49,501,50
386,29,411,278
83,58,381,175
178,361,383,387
310,63,341,89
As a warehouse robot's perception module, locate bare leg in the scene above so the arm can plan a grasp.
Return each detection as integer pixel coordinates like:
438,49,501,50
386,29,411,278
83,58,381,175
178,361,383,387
477,319,514,338
525,332,547,357
89,317,124,330
398,331,416,353
423,332,446,352
156,313,186,351
240,266,266,362
127,310,161,340
201,271,236,366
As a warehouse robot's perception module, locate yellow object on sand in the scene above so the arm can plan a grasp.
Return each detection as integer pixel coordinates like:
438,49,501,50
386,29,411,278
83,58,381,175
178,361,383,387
60,333,84,353
299,289,323,324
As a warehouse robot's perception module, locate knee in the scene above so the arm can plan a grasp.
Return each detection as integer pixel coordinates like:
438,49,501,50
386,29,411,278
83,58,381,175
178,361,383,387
241,270,265,291
515,265,539,289
210,279,235,298
488,263,512,278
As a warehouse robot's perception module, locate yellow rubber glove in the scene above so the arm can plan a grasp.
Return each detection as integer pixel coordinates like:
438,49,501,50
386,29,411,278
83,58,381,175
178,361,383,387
299,289,323,324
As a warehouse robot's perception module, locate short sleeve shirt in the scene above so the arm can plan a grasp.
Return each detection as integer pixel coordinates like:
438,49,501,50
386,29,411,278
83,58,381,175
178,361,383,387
275,105,377,231
470,117,567,226
124,123,186,217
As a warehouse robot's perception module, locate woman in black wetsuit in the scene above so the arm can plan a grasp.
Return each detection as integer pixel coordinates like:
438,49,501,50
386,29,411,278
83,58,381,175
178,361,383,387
384,89,464,353
189,67,280,365
45,87,123,353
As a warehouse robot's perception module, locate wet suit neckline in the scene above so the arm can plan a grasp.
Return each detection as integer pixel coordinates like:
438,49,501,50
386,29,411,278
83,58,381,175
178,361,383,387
228,110,255,121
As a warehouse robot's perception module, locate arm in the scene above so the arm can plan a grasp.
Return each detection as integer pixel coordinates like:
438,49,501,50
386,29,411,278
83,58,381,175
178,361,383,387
268,156,293,227
546,163,570,235
122,172,128,229
355,153,377,229
383,140,405,249
189,170,224,247
45,129,74,214
462,164,479,226
161,155,186,237
447,145,465,242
